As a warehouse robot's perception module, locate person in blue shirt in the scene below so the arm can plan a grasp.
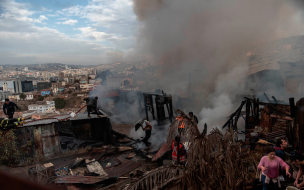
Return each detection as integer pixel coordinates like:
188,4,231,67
3,98,19,119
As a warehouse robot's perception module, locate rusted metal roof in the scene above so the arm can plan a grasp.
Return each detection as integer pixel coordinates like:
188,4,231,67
106,160,141,178
55,176,107,184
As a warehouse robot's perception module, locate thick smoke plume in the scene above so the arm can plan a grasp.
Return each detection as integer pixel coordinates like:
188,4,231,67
132,0,304,132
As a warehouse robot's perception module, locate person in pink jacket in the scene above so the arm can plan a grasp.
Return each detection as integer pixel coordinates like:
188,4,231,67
258,146,291,190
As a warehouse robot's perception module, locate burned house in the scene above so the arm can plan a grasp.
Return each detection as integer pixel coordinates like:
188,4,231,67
14,114,112,162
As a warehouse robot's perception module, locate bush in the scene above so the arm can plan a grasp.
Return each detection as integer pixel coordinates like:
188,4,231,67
19,93,26,100
53,98,66,109
0,130,20,165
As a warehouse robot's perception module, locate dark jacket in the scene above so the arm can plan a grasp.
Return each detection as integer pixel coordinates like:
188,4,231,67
3,102,18,115
274,146,285,161
87,98,97,107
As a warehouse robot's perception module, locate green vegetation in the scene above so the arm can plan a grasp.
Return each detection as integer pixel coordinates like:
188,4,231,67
19,93,26,100
53,98,66,109
38,96,44,101
0,130,19,165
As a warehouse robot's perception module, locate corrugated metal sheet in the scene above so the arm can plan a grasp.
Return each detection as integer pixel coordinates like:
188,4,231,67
41,124,61,158
12,114,113,163
55,176,107,184
106,160,141,178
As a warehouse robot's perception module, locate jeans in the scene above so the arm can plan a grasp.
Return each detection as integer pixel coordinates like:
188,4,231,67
7,112,14,119
261,174,278,190
87,105,97,116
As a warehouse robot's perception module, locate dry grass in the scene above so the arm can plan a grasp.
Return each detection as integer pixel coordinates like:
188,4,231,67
123,110,249,190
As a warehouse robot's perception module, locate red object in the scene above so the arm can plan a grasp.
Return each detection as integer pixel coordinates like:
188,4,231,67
172,142,186,163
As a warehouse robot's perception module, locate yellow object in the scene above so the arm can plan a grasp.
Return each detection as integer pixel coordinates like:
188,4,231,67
258,139,274,145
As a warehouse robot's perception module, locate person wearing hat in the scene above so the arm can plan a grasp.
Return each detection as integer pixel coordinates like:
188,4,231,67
3,98,19,119
188,112,198,124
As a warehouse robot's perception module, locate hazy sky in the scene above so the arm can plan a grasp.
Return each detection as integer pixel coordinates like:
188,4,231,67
0,0,138,65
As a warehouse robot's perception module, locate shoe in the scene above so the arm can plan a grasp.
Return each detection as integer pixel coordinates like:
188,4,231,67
279,175,285,182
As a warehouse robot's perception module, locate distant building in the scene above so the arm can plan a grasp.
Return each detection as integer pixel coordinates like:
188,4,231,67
3,82,8,91
0,66,3,70
52,83,65,94
37,82,52,91
28,101,55,113
41,89,52,96
0,91,11,101
107,76,125,89
59,72,64,79
80,84,94,91
8,92,33,101
21,81,34,92
42,71,50,81
24,67,28,71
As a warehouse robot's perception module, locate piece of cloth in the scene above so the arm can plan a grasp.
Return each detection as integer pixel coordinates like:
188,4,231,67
87,105,98,116
274,146,286,161
261,174,279,190
258,156,289,179
172,142,186,163
3,102,18,116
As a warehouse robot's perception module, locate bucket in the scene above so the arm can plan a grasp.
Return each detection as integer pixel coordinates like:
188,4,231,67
286,186,299,190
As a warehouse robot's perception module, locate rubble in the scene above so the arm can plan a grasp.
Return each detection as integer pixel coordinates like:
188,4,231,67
4,95,304,190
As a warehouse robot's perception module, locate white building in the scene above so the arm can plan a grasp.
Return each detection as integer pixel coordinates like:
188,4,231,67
80,84,94,91
42,71,50,81
25,67,28,71
28,101,55,113
8,92,33,101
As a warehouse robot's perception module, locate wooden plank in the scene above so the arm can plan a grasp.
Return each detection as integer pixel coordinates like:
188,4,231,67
55,176,106,184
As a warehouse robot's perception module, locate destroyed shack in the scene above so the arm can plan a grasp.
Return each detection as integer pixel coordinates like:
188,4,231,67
12,114,112,162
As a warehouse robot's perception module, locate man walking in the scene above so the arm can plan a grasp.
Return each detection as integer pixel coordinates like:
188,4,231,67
87,96,98,117
3,98,19,119
142,120,152,150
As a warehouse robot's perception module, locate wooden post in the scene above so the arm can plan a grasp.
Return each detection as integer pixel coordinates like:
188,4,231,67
245,100,250,129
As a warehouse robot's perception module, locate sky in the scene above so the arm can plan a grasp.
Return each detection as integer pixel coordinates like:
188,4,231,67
0,0,138,65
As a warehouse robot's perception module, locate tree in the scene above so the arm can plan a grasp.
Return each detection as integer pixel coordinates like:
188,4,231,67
38,96,44,101
53,98,66,109
19,93,26,100
67,90,72,94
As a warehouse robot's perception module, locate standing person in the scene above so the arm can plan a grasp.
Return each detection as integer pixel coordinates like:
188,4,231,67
188,112,198,124
142,120,152,150
273,138,288,181
274,137,288,161
172,135,186,165
258,146,291,190
3,98,19,119
87,96,98,117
